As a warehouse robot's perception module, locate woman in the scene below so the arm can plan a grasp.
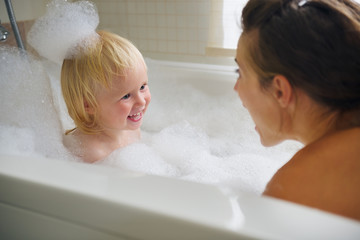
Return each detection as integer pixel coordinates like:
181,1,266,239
234,0,360,221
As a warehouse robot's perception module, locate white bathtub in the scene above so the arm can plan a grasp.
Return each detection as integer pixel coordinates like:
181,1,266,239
1,59,360,239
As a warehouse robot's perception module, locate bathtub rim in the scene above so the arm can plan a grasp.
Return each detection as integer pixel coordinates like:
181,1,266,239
1,154,360,240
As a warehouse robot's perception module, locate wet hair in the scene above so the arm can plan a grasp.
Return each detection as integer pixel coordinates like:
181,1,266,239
61,30,145,135
241,0,360,112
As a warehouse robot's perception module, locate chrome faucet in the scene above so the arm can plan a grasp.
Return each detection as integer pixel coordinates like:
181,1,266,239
0,21,9,42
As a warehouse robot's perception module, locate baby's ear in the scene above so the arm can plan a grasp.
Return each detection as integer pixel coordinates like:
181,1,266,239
84,100,95,114
271,75,293,108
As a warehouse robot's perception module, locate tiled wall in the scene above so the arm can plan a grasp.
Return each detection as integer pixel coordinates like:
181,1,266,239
93,0,213,57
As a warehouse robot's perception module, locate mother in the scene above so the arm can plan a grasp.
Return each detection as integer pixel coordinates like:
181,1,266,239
234,0,360,221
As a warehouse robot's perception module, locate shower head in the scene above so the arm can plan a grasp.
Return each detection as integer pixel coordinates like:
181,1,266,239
0,24,10,42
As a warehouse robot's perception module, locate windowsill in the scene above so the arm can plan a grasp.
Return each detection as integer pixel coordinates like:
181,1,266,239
143,52,236,66
205,47,236,57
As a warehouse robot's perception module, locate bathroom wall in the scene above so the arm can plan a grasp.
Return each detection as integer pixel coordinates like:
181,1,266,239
0,0,236,65
0,0,46,22
93,0,235,64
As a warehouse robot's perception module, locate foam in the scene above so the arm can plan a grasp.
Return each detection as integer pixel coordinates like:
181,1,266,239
97,59,303,194
27,0,99,64
0,46,74,161
0,0,303,195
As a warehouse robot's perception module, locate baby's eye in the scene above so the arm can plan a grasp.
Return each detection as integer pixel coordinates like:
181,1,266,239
140,84,146,90
121,94,130,100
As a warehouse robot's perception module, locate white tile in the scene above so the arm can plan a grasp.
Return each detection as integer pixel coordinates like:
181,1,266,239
148,39,158,51
167,41,177,53
198,0,211,15
157,28,168,40
127,1,136,14
197,28,208,42
129,27,140,39
158,40,168,52
156,15,167,28
136,1,146,14
176,2,188,14
198,15,208,28
166,15,176,28
166,2,176,14
176,16,187,28
186,2,198,15
188,29,198,41
146,1,157,14
144,15,155,27
198,41,207,54
138,39,149,51
138,27,149,39
118,15,129,27
188,41,200,55
167,28,177,41
177,28,189,41
137,16,148,27
128,14,139,27
156,1,166,14
187,16,198,28
177,41,188,54
148,27,158,39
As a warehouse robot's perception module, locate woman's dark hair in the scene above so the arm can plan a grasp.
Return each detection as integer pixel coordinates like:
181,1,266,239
241,0,360,111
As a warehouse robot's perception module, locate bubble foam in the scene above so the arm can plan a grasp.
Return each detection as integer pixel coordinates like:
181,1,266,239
27,0,99,64
98,59,303,194
0,46,74,160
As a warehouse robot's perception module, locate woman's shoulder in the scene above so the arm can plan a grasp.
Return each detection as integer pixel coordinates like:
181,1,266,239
301,127,360,160
263,127,360,220
267,127,360,185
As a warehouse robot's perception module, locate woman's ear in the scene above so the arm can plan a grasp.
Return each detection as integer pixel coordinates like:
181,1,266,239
271,75,293,108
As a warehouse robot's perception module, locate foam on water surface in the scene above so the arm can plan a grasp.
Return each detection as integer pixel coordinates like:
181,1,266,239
0,46,73,160
97,61,302,194
0,0,303,195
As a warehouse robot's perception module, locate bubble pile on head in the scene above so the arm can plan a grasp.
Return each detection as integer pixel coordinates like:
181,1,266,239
27,0,99,64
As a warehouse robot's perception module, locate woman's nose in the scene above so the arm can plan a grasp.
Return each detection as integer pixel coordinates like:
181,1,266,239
234,80,239,92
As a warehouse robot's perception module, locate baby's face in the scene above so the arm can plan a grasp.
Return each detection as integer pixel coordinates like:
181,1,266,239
94,63,151,133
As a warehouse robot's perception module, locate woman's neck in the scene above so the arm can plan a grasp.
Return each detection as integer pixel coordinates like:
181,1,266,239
292,95,339,145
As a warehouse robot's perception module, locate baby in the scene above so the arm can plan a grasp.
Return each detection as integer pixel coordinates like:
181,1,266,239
61,31,151,163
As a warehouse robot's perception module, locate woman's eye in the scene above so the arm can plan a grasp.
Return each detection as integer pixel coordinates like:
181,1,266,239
121,94,130,100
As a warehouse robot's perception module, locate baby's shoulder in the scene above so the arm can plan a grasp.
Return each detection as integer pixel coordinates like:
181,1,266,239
64,132,108,163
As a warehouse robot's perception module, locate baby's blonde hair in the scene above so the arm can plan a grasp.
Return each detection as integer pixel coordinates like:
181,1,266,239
61,30,145,135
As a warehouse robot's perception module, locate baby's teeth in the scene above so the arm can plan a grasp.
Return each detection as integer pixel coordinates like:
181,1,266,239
130,113,140,117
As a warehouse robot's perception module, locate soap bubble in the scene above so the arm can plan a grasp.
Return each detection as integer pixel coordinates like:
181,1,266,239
27,0,99,64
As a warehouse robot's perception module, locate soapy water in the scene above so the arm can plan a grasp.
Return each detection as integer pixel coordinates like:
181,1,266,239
99,62,302,194
0,47,72,160
0,0,302,194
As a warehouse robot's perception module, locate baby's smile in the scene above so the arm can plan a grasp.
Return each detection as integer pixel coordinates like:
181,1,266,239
128,112,142,122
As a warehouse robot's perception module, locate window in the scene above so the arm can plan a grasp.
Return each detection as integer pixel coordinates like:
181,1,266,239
207,0,247,56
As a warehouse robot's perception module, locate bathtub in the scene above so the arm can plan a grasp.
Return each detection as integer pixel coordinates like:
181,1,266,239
1,59,360,240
